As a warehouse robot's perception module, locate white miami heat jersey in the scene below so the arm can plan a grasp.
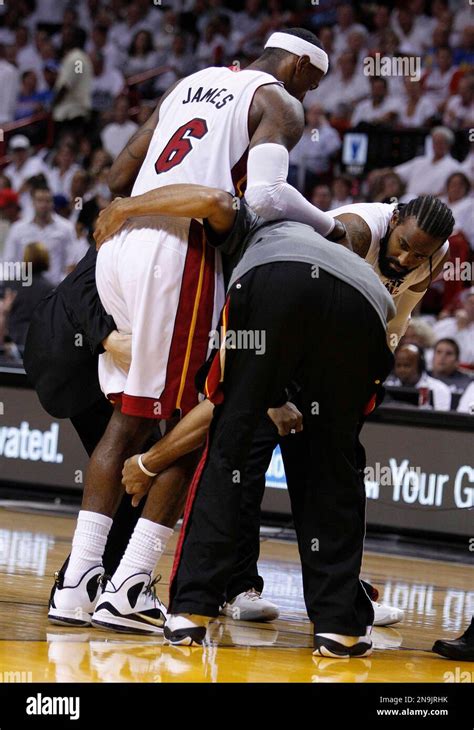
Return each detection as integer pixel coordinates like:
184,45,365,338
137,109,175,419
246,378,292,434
132,66,282,198
329,202,449,299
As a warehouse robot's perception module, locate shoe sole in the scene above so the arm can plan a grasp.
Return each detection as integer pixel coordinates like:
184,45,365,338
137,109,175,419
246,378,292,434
163,626,206,646
432,641,474,661
91,614,164,635
313,639,373,659
48,608,92,627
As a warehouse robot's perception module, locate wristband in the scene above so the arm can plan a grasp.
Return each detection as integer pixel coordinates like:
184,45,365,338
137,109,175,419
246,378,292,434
138,454,157,477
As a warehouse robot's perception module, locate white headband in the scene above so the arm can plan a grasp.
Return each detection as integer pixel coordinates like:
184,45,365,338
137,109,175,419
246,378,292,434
264,32,329,74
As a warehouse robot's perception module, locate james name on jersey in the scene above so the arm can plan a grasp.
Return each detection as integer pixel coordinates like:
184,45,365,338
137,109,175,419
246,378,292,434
182,85,235,109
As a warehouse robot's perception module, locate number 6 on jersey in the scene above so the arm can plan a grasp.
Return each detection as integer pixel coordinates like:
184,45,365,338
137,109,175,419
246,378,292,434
155,118,209,174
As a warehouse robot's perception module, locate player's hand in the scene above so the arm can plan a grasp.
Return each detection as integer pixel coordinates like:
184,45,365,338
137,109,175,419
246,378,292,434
102,330,132,372
94,197,126,249
122,454,154,507
267,402,303,437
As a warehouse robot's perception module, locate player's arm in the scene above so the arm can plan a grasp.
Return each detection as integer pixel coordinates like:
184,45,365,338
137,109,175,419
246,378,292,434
245,84,346,242
107,80,181,196
386,249,450,350
94,183,237,247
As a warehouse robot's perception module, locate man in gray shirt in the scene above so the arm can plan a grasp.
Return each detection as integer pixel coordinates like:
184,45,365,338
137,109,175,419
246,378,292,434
163,194,395,657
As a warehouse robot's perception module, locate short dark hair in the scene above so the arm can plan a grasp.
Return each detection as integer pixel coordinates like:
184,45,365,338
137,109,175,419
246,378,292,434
446,171,471,195
435,338,460,359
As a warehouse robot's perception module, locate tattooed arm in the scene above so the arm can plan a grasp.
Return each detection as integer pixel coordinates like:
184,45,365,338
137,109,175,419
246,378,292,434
107,80,181,196
332,212,372,256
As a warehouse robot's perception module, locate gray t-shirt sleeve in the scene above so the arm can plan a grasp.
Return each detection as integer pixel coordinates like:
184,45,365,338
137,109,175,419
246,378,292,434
203,197,262,259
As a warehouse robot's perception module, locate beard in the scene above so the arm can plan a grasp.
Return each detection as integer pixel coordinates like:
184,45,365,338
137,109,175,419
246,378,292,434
378,229,412,281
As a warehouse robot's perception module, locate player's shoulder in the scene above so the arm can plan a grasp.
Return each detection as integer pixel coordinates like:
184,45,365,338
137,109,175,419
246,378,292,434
252,83,304,124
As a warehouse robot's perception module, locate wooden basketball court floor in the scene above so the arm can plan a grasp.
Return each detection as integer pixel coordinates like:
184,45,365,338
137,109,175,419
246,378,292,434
0,505,472,683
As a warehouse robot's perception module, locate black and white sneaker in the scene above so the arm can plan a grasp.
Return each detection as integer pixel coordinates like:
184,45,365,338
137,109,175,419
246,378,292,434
163,614,209,646
313,632,373,658
91,572,167,635
48,565,104,627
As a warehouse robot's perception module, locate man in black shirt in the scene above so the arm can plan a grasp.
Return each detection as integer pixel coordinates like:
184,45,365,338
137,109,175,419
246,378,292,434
430,338,473,393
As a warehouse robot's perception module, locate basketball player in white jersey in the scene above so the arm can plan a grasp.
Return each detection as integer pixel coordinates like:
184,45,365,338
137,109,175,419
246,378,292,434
90,189,453,625
49,28,352,631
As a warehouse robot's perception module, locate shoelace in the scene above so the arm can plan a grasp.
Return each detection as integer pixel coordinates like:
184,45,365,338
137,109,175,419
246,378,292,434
243,589,262,602
144,574,162,604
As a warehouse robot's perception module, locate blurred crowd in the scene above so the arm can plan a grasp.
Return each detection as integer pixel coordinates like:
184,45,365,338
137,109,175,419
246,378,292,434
0,0,472,412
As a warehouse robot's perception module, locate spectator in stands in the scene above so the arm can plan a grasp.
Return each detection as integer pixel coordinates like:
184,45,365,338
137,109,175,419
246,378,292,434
46,142,80,199
155,35,194,96
4,136,48,210
433,287,474,368
14,70,50,120
69,170,92,224
398,78,437,128
87,24,122,72
78,164,113,237
0,190,20,258
390,5,426,54
443,74,474,130
423,46,459,114
125,30,158,77
430,338,472,393
367,169,405,204
5,242,54,351
394,127,462,198
306,50,369,115
333,3,366,58
441,172,473,250
385,344,451,410
351,77,399,127
2,186,76,285
15,26,41,72
0,43,19,124
42,60,59,101
235,0,265,57
310,184,332,212
52,27,92,140
331,175,353,208
452,25,474,68
288,103,341,193
368,4,391,53
101,96,139,160
109,2,149,58
90,51,125,116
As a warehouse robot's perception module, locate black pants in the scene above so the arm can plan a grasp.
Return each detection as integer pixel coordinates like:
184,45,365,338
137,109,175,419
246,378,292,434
169,263,393,634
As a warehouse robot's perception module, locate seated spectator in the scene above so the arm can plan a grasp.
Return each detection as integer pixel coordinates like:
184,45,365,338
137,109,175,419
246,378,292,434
430,338,473,393
306,50,369,115
310,184,332,212
0,190,20,258
4,135,48,196
90,51,125,115
15,25,41,72
14,70,51,120
155,35,194,96
288,103,341,193
423,46,460,114
0,42,19,124
333,3,367,57
390,5,426,55
86,24,122,72
124,30,158,77
5,242,54,350
432,287,474,368
385,343,451,410
398,77,437,128
452,26,474,69
366,169,405,204
457,381,474,414
101,96,139,160
402,316,437,369
331,175,353,208
46,142,80,198
440,172,474,250
68,170,92,224
2,186,77,285
443,74,474,130
78,164,113,236
394,127,462,198
351,77,399,127
108,2,150,58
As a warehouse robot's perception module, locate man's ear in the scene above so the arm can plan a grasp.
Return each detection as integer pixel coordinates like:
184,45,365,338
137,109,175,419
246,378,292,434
389,208,399,230
296,54,311,76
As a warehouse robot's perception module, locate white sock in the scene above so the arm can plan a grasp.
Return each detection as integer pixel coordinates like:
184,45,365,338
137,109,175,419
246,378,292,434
110,519,173,588
64,510,113,586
